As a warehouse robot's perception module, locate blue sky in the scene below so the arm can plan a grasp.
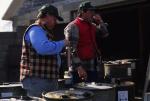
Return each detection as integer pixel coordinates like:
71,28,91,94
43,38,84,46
0,0,13,32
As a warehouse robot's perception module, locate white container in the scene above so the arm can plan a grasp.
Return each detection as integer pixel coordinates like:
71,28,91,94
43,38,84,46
75,82,116,101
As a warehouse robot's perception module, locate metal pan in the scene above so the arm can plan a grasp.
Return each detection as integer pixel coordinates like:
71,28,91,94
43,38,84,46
42,89,94,101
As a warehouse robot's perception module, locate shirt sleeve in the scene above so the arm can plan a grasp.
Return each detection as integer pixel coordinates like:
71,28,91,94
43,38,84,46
64,22,81,66
25,26,65,55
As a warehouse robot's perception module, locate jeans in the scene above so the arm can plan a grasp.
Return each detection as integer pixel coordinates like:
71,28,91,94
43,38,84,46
22,76,58,97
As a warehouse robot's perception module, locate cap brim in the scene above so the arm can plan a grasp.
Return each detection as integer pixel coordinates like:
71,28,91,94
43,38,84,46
88,6,97,10
57,16,64,21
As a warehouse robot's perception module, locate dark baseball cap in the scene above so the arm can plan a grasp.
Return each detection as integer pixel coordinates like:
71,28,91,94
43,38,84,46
78,1,96,11
37,4,63,21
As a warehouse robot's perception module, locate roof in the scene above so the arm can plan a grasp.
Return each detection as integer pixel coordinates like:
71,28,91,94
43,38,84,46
2,0,25,20
2,0,147,20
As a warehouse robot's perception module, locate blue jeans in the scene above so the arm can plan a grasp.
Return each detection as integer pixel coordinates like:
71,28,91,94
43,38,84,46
22,76,58,97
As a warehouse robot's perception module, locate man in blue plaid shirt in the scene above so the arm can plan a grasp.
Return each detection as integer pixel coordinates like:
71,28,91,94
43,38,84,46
20,4,69,97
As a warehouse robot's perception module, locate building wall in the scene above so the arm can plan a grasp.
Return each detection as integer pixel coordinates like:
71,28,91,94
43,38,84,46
17,0,62,16
0,25,29,82
0,32,20,82
12,0,129,30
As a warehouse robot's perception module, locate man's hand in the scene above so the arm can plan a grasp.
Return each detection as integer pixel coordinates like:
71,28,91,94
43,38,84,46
93,14,103,25
77,66,87,81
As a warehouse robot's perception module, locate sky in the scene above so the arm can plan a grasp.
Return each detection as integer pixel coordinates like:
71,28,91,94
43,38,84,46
0,0,13,32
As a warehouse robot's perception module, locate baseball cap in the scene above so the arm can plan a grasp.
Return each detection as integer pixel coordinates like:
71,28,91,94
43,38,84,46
37,4,63,21
78,1,96,11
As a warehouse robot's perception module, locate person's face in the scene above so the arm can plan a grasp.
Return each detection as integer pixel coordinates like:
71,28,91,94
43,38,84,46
84,10,95,22
93,14,102,22
45,15,57,29
93,14,102,25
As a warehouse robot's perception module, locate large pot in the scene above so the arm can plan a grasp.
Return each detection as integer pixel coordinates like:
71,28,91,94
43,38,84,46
115,59,138,69
104,61,132,82
0,82,26,98
74,82,116,101
42,89,94,101
0,96,45,101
